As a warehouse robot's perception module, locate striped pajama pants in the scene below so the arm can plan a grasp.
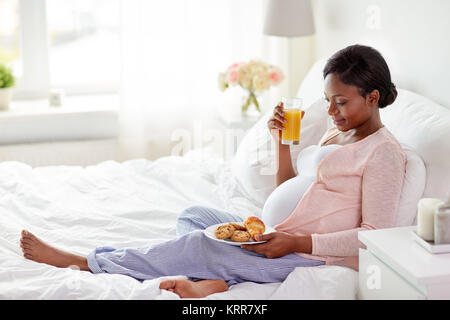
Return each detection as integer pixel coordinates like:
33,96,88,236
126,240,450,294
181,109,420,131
86,205,324,286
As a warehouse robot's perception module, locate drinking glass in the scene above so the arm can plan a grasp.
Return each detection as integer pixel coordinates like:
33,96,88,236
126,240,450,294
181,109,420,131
281,97,303,145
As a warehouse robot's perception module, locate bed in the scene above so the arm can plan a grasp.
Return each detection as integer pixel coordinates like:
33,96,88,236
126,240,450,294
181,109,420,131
0,147,358,300
1,58,449,300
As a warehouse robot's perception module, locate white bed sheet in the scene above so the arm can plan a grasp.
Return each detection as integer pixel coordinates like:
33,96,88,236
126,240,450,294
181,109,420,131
0,148,358,300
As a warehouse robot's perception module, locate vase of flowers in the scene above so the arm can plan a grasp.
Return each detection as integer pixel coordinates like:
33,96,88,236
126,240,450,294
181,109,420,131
218,60,284,117
0,64,15,111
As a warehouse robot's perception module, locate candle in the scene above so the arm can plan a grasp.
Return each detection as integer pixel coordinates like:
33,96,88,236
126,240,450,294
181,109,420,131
434,197,450,244
417,198,443,241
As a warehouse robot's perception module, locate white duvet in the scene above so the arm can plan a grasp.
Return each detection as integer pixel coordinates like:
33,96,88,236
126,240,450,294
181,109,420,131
0,148,358,300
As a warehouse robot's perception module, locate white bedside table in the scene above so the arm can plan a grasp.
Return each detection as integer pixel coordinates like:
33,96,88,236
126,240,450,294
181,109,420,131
358,226,450,300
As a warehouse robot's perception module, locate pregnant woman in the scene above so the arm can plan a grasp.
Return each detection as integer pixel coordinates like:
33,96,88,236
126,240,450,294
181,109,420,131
19,44,406,298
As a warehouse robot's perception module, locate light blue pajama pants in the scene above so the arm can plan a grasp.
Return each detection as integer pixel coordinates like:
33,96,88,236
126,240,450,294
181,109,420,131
87,205,324,286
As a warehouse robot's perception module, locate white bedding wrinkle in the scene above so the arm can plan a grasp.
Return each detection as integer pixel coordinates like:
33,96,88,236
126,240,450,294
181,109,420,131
0,147,357,299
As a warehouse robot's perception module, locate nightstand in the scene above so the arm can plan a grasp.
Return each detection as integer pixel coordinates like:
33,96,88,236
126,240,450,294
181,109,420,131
358,226,450,300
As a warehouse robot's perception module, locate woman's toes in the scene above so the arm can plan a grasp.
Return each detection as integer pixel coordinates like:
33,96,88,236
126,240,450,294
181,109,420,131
21,237,32,245
21,230,31,241
22,230,31,238
24,253,34,260
21,244,32,250
173,280,189,291
27,233,37,242
159,279,199,298
20,242,33,253
159,280,176,290
20,244,33,253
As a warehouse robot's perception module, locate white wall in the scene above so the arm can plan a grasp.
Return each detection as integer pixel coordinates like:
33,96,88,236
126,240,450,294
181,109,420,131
289,35,316,98
310,0,450,109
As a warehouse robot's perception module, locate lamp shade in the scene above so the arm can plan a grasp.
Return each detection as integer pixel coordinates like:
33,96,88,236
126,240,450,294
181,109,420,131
264,0,315,37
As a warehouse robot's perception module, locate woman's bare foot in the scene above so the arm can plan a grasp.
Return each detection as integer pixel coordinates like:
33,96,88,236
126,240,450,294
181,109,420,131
20,230,91,272
159,279,228,298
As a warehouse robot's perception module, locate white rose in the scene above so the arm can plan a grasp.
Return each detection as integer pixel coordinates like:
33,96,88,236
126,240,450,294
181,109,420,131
253,73,270,91
218,72,228,91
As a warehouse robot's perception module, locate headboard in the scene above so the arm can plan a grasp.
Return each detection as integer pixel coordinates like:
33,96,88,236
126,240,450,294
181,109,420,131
312,0,450,109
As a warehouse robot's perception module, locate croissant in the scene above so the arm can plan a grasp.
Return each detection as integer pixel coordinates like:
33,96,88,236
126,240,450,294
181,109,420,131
243,216,265,241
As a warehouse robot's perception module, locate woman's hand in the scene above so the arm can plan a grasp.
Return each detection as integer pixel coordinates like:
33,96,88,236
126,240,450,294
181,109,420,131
241,232,312,258
267,102,287,141
267,102,306,142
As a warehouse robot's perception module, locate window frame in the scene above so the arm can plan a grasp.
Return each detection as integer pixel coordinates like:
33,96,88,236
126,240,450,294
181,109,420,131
15,0,50,99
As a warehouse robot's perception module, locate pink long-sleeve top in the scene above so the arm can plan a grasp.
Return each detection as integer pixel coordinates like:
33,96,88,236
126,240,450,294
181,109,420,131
274,126,407,270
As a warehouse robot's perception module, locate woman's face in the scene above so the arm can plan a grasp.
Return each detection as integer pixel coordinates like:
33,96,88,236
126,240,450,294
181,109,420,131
324,73,378,132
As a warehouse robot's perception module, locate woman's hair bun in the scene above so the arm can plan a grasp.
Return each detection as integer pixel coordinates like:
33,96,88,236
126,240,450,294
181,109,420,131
379,82,397,108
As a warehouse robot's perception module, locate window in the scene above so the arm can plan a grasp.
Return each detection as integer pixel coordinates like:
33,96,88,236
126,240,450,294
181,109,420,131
46,0,120,94
9,0,120,99
0,0,20,65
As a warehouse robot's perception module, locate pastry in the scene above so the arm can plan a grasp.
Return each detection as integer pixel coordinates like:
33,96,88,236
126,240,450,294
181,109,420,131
231,230,251,242
228,222,247,231
214,224,236,239
243,216,265,240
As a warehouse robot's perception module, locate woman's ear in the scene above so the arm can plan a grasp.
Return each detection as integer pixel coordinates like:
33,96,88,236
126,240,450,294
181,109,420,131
366,89,380,107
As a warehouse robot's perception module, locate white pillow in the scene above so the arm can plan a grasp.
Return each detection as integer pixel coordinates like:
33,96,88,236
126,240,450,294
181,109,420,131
295,58,327,109
231,98,329,207
395,144,426,226
380,89,450,201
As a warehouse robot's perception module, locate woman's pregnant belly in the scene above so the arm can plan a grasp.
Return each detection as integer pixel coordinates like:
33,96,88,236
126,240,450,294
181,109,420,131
261,174,316,227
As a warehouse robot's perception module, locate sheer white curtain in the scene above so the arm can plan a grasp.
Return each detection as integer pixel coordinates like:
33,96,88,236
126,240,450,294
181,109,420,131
119,0,287,160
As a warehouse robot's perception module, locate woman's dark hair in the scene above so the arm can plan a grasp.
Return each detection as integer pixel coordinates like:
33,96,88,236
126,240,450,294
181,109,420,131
323,44,397,108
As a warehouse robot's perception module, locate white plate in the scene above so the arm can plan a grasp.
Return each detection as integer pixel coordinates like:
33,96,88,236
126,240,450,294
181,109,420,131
204,222,276,246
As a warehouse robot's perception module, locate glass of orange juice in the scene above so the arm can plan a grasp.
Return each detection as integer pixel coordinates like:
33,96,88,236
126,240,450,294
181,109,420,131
281,97,303,145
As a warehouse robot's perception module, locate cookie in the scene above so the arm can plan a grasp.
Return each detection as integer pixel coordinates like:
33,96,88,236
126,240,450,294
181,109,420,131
228,222,247,231
231,230,251,242
214,224,236,239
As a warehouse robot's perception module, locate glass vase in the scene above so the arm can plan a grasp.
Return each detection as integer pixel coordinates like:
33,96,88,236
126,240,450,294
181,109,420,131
241,90,261,119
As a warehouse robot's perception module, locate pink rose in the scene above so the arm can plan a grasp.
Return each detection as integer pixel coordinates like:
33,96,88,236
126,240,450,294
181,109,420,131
227,69,239,85
268,68,284,85
228,62,241,70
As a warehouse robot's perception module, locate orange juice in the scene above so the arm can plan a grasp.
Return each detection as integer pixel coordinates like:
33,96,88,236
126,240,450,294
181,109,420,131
281,108,301,145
